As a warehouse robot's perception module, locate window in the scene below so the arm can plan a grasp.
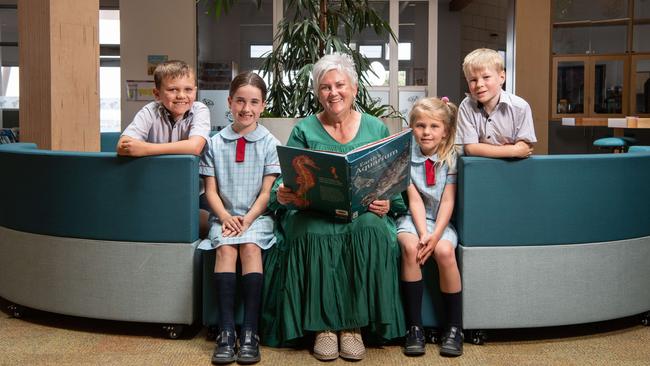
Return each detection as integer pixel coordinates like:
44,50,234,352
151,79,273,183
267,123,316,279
397,1,428,117
0,6,18,128
196,0,436,121
551,0,649,117
384,43,413,61
359,45,384,59
99,9,121,132
250,45,272,58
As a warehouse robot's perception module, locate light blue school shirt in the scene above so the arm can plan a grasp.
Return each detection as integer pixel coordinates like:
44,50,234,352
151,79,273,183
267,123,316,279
456,90,537,146
121,101,211,144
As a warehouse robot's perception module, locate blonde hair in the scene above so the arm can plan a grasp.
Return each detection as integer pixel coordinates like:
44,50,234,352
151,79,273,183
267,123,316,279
153,60,195,89
462,48,504,79
409,97,459,168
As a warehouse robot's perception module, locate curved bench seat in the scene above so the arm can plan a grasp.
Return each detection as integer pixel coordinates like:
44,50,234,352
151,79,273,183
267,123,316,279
3,140,650,336
0,143,200,326
456,154,650,329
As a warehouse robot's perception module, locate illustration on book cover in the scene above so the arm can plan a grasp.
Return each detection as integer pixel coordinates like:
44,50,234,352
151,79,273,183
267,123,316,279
277,129,412,220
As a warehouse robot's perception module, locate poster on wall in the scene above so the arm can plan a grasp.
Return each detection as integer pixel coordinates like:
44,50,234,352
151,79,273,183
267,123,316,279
147,55,168,75
126,80,156,102
198,89,230,129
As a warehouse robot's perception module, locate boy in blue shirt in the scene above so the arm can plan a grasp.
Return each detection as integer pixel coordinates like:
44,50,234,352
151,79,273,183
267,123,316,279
118,60,211,235
117,60,210,156
456,48,536,158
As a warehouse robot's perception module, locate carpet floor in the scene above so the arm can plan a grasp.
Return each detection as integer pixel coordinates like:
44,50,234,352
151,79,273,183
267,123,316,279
1,297,649,366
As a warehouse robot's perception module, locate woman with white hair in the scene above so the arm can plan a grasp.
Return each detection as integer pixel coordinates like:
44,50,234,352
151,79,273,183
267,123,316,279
260,53,406,361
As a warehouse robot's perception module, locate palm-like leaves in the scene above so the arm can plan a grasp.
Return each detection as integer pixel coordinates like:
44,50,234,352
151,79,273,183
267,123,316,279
203,0,398,119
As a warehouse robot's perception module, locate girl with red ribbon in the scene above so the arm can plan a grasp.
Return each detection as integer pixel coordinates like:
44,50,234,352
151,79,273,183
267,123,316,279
199,72,281,365
396,97,464,358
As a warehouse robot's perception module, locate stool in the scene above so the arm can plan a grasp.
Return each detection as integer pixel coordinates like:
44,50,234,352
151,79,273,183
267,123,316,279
593,137,636,153
628,145,650,153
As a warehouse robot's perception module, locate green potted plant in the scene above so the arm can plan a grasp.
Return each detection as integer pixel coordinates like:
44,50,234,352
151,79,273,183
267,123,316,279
203,0,399,121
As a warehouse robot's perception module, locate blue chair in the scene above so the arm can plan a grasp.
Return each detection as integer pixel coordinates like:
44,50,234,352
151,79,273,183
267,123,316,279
593,136,637,153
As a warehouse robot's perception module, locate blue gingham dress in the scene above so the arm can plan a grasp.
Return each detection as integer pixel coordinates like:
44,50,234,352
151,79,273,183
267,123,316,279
198,123,281,249
396,140,458,248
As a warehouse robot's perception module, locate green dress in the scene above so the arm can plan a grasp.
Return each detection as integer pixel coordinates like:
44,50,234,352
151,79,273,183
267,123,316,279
260,113,406,347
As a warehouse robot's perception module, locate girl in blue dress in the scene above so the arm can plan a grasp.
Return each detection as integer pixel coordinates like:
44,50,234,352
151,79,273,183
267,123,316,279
397,97,463,357
199,72,280,365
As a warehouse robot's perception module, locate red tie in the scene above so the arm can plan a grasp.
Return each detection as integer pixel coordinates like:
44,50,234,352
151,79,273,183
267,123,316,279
235,137,247,162
425,159,436,186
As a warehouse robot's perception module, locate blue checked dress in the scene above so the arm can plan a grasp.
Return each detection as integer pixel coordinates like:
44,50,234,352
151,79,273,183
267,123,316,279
396,139,458,248
199,123,281,249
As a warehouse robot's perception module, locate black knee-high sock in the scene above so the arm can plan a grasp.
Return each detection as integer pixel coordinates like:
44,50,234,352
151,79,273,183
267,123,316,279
442,291,463,329
401,280,423,327
215,272,237,331
241,272,263,333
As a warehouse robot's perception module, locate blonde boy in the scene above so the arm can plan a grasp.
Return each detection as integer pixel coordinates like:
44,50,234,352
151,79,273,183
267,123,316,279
117,60,210,156
456,48,536,158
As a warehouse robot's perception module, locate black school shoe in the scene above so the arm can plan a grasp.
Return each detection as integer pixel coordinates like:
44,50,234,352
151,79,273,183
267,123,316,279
212,329,237,365
403,325,426,356
439,326,463,357
237,329,261,364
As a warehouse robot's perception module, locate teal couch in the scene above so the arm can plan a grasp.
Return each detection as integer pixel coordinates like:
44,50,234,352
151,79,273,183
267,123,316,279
0,142,201,337
100,131,121,152
203,152,650,342
4,133,649,342
456,153,650,341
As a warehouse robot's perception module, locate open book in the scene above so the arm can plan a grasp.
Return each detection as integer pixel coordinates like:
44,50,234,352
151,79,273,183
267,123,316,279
277,129,412,221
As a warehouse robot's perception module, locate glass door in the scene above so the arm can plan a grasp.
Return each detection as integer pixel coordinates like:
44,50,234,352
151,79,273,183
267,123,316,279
589,56,628,117
552,57,587,118
630,55,650,116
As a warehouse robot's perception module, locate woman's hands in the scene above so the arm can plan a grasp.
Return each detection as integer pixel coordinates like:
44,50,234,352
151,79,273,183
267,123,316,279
368,199,390,217
277,183,305,207
279,187,392,216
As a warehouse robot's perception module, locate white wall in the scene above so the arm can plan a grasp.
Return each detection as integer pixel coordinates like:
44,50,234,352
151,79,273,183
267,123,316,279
119,0,196,130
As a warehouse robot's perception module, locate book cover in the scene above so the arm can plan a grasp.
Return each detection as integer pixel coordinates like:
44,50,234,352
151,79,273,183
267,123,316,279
277,129,412,221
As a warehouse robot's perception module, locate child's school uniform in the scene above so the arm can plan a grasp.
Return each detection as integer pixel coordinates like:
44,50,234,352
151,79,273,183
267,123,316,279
396,140,458,248
121,101,211,143
456,90,537,146
198,123,281,249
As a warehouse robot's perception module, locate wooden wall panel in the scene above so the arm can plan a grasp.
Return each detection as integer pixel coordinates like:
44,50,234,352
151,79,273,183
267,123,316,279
18,0,51,149
19,0,99,152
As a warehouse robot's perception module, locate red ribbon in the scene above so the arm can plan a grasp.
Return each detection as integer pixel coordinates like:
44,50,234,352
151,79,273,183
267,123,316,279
425,159,436,186
235,137,247,162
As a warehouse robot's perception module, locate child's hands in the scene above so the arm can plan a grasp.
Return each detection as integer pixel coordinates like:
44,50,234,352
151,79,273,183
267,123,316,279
417,235,438,265
239,215,253,235
418,233,432,248
221,215,244,237
512,141,533,158
118,137,148,157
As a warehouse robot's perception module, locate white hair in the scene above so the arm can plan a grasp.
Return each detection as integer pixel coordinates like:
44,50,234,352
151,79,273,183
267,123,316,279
312,53,358,96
